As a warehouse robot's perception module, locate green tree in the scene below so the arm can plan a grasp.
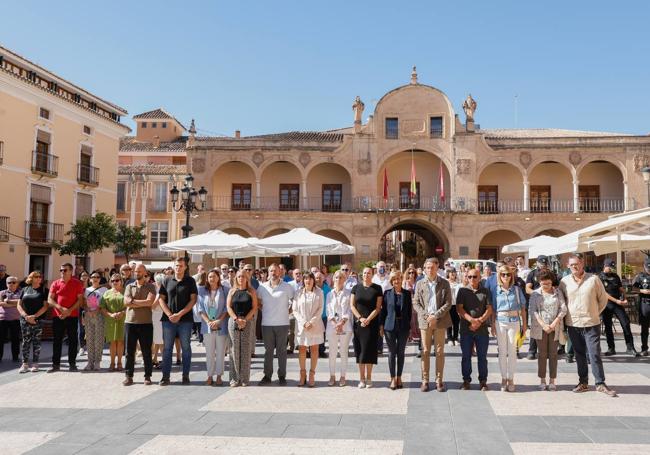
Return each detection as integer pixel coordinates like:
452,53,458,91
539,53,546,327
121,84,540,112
54,212,117,266
114,223,147,263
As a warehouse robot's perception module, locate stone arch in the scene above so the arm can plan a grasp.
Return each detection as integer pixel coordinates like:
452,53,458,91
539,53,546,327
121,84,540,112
316,229,354,267
528,160,574,211
305,162,353,211
260,161,303,210
575,157,627,180
377,218,450,267
527,158,575,178
576,159,626,212
476,159,526,178
478,229,523,261
261,223,296,238
376,143,452,180
210,161,257,210
477,162,524,212
534,229,566,237
257,155,306,181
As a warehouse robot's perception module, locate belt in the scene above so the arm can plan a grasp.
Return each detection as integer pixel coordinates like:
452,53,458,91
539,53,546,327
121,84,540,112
498,310,519,316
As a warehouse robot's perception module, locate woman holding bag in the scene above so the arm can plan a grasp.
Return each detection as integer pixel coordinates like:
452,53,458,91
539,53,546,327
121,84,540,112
199,269,229,386
529,270,567,391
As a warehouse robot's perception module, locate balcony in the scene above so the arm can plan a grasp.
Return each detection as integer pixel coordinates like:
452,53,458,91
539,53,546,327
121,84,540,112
25,220,64,245
31,150,58,177
0,216,9,242
77,164,99,186
147,199,168,213
476,198,633,214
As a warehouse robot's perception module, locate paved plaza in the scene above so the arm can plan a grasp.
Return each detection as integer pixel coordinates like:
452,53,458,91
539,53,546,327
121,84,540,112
0,327,649,455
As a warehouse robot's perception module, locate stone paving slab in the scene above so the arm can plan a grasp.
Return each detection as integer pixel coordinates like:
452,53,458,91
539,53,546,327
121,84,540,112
0,432,63,455
510,442,650,454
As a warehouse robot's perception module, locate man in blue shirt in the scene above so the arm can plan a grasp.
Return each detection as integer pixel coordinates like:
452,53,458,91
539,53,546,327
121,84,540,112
315,271,331,358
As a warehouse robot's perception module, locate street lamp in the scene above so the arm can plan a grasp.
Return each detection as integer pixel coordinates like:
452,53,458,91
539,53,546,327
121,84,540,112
641,166,650,207
170,173,208,247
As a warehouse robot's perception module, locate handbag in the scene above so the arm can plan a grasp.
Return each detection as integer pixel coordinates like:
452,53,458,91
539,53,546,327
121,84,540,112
514,287,526,349
558,328,567,346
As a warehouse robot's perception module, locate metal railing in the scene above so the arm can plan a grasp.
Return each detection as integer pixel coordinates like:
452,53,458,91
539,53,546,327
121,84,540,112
31,150,58,177
0,216,8,242
476,198,633,214
77,164,99,186
25,220,64,244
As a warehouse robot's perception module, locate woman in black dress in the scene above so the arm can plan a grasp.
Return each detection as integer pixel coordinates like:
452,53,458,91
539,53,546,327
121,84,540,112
350,267,383,388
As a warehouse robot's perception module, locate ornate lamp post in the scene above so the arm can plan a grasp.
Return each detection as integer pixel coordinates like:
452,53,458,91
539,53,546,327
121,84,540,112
170,174,208,258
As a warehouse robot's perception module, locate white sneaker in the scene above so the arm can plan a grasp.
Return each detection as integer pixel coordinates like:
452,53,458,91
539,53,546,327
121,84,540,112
365,381,373,389
358,380,366,389
79,348,86,356
19,364,29,374
30,366,39,373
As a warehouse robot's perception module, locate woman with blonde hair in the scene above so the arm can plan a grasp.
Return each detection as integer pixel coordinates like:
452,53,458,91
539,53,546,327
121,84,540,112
226,270,258,387
100,274,126,371
380,271,412,390
326,270,352,386
293,272,325,387
491,265,527,392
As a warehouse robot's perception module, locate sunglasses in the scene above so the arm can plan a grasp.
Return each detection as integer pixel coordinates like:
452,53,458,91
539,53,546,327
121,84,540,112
340,268,349,271
467,275,479,279
408,271,416,275
500,273,512,277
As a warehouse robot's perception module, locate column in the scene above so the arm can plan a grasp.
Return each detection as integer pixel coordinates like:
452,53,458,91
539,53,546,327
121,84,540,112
129,181,137,226
623,180,629,211
301,179,308,210
523,177,530,212
255,179,261,209
573,179,580,214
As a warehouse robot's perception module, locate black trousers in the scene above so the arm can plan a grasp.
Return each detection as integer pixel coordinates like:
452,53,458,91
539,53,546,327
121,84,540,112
0,320,21,361
640,301,650,352
385,329,409,377
447,306,460,342
125,323,153,379
52,317,78,366
602,302,635,350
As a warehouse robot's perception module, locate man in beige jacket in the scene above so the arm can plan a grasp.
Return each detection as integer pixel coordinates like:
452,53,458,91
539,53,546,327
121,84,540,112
559,253,617,397
413,257,452,392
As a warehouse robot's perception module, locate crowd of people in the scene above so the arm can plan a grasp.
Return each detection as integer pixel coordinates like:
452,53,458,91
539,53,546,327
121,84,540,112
0,252,649,397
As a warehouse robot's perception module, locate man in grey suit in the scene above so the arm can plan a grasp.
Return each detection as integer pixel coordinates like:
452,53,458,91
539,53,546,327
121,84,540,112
413,257,452,392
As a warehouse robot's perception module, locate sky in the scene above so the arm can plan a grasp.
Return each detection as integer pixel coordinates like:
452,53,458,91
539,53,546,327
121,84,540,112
2,0,650,136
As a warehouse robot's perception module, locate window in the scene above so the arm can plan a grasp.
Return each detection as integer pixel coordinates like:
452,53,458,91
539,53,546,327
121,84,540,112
116,182,126,212
39,107,50,120
149,221,168,249
322,184,342,212
478,185,498,214
162,122,167,128
385,117,398,139
579,185,600,213
151,122,157,128
83,125,92,135
76,193,93,220
79,146,93,183
279,184,299,211
232,184,252,210
530,186,551,213
430,116,443,138
29,185,51,243
142,122,147,128
399,182,420,209
152,182,168,211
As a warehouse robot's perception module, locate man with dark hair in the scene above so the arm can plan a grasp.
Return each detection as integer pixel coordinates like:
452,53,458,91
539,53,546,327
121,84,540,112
599,258,639,357
158,257,198,385
47,263,84,372
632,257,650,356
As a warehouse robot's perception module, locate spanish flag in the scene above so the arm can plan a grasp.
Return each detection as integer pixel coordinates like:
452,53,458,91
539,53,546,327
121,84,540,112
383,168,389,201
409,157,417,199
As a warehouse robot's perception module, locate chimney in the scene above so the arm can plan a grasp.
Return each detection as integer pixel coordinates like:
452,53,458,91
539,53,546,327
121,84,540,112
235,130,241,139
152,135,160,148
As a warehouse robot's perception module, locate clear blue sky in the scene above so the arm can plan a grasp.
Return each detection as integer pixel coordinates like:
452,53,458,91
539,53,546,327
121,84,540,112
3,1,650,136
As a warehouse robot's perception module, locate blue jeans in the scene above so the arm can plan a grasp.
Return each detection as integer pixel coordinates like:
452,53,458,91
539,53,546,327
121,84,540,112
162,321,192,378
460,332,489,383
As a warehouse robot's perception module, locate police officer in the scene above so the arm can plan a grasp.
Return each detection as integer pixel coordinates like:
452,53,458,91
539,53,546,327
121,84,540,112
599,258,639,357
632,257,650,356
525,255,559,360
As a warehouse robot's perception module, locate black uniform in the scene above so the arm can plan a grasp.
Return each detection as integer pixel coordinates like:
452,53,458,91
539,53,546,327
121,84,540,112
632,272,650,353
598,271,636,352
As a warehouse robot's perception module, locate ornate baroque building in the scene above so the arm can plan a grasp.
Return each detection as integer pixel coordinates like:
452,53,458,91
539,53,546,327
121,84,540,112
119,69,650,269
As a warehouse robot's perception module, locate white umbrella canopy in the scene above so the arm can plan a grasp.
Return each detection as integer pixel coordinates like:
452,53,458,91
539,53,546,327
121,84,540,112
249,227,355,255
501,235,557,255
588,234,650,256
159,230,265,257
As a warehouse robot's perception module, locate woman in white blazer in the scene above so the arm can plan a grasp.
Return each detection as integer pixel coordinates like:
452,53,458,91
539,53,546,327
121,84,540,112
326,270,353,387
292,272,325,387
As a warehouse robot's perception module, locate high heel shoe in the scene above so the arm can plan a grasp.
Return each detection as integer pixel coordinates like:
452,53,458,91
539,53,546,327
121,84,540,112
389,378,397,390
298,369,306,387
308,370,316,388
396,377,403,389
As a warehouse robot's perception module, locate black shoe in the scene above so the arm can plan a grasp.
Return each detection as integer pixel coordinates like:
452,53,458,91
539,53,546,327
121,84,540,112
460,381,470,390
159,378,170,386
175,359,181,365
642,350,649,356
182,375,190,385
278,376,287,386
604,348,616,356
319,353,328,359
258,376,272,386
566,355,574,363
47,365,60,374
416,352,422,358
526,353,536,360
626,347,640,357
557,346,566,355
68,364,78,372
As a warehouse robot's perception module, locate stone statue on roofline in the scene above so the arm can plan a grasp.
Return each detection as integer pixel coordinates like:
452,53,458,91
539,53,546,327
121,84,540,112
352,96,365,124
462,94,477,122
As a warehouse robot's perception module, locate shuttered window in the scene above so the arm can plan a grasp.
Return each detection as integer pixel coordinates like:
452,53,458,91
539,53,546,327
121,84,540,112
76,193,93,220
31,184,51,203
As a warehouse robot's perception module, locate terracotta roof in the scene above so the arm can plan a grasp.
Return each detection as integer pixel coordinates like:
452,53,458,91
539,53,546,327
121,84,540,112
239,131,345,142
133,108,186,129
481,128,632,139
120,136,188,153
0,45,128,115
118,164,187,175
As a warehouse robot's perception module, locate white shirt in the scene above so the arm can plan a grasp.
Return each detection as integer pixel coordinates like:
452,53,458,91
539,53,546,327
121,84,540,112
325,287,352,334
517,266,531,281
426,278,437,314
344,277,357,292
372,274,392,292
258,280,295,326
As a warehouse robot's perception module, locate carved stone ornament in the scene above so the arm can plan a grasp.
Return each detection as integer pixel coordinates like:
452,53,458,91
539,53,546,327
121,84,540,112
519,151,532,168
357,159,371,175
252,151,264,167
299,152,311,167
634,153,650,171
456,158,471,175
569,151,582,166
191,158,205,174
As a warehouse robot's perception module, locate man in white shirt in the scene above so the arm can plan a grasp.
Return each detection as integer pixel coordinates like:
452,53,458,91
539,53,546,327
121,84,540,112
341,263,357,291
257,263,295,386
515,255,531,281
372,261,392,292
